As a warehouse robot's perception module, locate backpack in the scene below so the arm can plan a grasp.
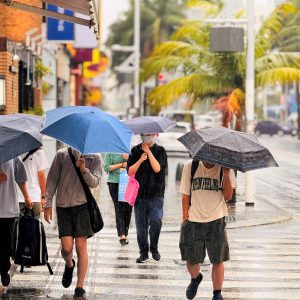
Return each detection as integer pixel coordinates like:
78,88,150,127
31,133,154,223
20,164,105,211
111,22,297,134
12,210,53,274
190,160,223,205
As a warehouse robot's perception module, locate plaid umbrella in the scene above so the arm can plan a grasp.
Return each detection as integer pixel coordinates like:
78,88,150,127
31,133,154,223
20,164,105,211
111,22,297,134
178,127,278,172
123,116,175,135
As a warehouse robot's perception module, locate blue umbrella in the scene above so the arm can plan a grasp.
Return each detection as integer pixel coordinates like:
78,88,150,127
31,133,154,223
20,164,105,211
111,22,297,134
41,106,133,154
123,116,175,135
178,127,278,172
0,114,43,164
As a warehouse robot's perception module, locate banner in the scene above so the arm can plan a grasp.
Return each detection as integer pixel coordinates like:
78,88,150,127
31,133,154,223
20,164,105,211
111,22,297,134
47,4,74,41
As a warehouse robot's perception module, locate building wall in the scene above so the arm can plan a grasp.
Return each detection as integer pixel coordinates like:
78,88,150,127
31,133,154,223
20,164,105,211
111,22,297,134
0,0,42,43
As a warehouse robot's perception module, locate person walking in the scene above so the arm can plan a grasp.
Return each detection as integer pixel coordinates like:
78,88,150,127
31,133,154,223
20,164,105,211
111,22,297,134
179,160,236,300
44,147,102,300
127,134,168,263
18,148,49,218
103,153,132,245
0,158,32,287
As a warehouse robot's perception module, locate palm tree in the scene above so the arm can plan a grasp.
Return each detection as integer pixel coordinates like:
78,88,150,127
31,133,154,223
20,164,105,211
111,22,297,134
141,1,300,129
106,0,185,68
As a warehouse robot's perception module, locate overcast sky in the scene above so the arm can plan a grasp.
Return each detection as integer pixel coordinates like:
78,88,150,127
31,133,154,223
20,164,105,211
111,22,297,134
102,0,129,43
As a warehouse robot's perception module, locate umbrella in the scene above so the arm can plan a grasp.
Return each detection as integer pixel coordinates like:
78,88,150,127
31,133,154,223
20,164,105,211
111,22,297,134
123,116,175,135
0,114,44,164
178,127,278,172
41,106,133,154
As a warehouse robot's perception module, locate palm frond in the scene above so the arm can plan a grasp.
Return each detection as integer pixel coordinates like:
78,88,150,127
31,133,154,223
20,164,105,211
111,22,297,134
226,88,245,113
151,41,201,57
186,0,224,17
148,73,232,110
256,67,300,86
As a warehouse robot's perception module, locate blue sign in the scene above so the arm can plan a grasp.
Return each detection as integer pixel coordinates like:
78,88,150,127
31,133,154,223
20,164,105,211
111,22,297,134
47,4,74,41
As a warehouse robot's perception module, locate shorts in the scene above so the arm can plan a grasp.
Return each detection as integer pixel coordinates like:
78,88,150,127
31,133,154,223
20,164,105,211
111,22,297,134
179,217,230,265
56,203,93,238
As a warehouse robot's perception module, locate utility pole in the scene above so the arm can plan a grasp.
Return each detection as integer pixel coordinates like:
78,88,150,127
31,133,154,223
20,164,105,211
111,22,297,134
134,0,140,114
245,0,255,206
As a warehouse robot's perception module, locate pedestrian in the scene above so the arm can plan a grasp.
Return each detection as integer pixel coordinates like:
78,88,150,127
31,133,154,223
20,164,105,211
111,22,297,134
0,158,32,287
127,134,168,263
103,153,132,245
179,160,237,300
44,147,102,300
18,148,49,218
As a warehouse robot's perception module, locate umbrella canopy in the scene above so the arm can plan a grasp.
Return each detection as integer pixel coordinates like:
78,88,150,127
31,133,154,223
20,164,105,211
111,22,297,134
178,127,278,172
123,116,175,135
0,114,43,164
41,106,133,154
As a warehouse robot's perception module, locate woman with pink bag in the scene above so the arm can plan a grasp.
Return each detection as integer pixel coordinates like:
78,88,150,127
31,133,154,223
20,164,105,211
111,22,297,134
127,134,168,264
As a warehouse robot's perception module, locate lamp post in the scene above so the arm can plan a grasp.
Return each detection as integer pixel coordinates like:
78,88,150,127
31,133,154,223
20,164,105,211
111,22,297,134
134,0,140,113
245,0,255,206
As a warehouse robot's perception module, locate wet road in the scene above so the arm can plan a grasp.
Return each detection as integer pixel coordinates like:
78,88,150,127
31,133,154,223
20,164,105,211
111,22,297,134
1,136,300,299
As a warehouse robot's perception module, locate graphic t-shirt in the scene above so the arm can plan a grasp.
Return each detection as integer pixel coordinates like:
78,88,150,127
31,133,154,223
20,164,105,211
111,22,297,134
180,160,237,223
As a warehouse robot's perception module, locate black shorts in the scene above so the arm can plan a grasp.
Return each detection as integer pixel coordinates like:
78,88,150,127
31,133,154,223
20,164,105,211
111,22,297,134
179,217,230,265
56,203,93,238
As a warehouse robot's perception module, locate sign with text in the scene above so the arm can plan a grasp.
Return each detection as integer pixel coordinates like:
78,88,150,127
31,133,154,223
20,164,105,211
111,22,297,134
47,4,74,41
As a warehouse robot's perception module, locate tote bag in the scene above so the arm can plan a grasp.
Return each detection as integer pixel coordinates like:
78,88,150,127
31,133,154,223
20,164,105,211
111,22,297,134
118,169,129,202
124,173,140,206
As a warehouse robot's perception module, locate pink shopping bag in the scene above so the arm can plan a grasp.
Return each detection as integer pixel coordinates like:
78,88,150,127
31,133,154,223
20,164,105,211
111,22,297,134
124,173,140,206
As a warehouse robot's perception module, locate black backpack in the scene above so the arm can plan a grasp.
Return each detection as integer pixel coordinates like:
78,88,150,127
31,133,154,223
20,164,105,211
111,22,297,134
12,210,53,274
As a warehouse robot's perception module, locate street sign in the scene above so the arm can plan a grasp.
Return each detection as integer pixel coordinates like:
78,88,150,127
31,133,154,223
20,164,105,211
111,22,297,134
47,4,74,42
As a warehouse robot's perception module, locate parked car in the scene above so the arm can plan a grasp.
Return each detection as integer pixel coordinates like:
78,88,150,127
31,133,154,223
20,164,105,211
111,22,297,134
159,110,196,130
254,120,297,136
195,115,215,129
158,122,191,154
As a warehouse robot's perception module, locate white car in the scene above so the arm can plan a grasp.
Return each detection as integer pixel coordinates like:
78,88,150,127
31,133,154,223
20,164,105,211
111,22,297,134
158,122,191,154
195,115,215,129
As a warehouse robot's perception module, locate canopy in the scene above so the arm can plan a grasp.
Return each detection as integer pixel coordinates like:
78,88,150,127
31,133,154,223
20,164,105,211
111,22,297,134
0,0,99,39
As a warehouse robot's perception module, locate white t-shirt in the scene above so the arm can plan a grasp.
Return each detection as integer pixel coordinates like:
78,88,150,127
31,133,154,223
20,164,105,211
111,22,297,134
18,149,49,203
180,160,237,223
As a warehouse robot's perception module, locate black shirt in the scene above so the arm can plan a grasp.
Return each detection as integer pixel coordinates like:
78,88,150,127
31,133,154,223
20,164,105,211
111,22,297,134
127,143,168,199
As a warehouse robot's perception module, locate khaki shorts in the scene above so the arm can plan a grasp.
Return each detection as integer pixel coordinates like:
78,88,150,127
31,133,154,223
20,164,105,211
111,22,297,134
56,203,93,238
179,217,230,265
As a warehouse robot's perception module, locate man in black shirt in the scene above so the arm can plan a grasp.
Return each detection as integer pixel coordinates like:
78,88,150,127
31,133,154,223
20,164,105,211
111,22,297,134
128,134,168,263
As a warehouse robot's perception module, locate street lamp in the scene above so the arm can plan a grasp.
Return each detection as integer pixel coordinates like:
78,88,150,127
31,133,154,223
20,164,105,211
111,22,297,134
0,75,6,110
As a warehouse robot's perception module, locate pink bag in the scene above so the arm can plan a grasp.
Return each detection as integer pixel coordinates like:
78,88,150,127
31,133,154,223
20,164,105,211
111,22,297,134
124,173,140,206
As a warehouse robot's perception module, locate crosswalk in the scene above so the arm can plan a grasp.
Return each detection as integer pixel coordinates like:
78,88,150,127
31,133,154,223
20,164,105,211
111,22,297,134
4,220,300,300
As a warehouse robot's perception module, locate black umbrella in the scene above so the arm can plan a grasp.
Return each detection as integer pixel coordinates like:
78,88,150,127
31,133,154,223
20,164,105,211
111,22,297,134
178,127,278,172
0,114,43,164
123,116,175,135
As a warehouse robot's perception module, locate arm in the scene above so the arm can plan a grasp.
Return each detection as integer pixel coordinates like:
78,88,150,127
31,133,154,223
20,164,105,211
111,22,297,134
77,155,101,188
223,169,234,201
128,153,147,175
182,194,190,222
142,144,161,173
103,154,126,172
18,182,32,208
38,170,46,207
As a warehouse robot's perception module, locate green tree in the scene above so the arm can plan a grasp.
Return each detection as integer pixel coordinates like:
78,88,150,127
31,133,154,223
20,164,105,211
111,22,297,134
141,1,300,129
106,0,185,68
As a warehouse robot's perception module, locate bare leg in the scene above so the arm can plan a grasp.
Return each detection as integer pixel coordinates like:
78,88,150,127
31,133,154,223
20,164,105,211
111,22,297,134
187,263,201,278
75,237,88,288
212,262,224,290
61,236,74,268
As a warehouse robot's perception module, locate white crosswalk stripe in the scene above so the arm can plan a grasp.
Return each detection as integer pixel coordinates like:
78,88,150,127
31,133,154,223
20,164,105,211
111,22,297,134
6,222,300,300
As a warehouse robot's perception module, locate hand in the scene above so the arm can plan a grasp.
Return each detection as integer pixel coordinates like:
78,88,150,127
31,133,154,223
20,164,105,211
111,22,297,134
139,153,148,163
142,144,151,155
121,162,127,168
25,197,33,209
44,207,52,224
182,215,189,223
0,171,7,184
122,154,129,160
76,157,86,173
41,198,46,211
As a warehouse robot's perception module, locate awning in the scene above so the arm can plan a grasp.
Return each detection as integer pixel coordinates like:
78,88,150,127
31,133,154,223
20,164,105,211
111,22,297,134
0,0,99,39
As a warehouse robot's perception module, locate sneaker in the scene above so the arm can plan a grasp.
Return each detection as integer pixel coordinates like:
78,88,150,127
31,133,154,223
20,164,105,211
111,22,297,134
1,272,10,287
186,273,203,300
212,293,223,300
62,259,75,288
119,238,129,246
136,254,149,263
73,287,86,300
151,249,161,261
